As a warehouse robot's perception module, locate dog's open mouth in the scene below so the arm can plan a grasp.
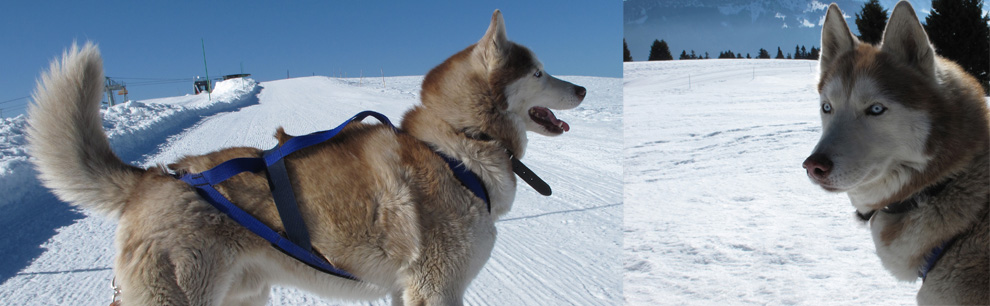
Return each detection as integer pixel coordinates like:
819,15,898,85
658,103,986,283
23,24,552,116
529,106,569,134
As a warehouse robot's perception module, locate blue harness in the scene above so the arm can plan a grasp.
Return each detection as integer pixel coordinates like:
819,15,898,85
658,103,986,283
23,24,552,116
920,237,955,280
857,179,960,281
178,111,492,281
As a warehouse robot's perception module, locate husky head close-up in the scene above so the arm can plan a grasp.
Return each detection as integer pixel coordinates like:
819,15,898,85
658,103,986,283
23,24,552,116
408,10,586,158
802,1,989,216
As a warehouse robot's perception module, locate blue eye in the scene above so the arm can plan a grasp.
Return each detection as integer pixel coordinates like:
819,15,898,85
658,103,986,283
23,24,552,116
822,102,832,113
867,103,886,116
534,70,542,78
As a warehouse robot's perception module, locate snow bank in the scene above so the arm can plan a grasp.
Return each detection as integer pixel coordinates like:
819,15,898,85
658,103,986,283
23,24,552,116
0,115,34,208
103,77,261,159
0,78,260,208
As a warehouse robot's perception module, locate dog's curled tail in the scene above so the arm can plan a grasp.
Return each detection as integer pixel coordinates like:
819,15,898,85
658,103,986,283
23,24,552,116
27,43,143,218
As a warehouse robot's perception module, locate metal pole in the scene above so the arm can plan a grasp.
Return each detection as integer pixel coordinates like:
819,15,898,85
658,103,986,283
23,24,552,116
106,78,115,106
105,78,113,106
202,38,211,101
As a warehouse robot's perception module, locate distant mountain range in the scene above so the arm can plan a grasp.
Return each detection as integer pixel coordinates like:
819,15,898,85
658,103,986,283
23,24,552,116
623,0,945,61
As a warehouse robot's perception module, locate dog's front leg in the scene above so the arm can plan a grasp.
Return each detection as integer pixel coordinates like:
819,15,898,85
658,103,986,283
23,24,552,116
390,290,405,306
397,272,467,306
399,288,464,306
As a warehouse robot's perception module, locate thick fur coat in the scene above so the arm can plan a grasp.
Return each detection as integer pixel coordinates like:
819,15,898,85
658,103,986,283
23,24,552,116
804,2,989,304
27,10,584,305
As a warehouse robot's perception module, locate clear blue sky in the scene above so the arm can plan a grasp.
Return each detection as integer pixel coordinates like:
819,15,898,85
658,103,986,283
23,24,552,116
1,1,621,117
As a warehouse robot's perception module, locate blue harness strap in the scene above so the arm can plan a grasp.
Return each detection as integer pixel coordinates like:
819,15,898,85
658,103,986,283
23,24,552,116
181,172,357,279
178,111,491,280
264,157,312,251
920,238,956,280
435,151,490,212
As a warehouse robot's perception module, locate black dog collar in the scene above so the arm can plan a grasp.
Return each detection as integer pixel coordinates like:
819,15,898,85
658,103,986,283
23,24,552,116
856,178,953,221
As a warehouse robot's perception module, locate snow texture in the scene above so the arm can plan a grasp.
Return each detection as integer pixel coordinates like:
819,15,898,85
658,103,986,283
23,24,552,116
0,75,621,305
623,59,922,305
0,78,260,210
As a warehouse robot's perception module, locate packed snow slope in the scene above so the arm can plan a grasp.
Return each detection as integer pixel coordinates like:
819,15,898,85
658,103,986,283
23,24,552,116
0,75,622,305
623,59,922,305
0,78,260,210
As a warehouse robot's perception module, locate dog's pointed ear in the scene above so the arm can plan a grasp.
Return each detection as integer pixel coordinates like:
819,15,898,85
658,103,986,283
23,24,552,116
820,3,859,73
477,9,509,71
880,1,935,77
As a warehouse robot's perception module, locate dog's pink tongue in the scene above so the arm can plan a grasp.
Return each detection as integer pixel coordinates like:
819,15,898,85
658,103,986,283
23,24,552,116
536,107,569,132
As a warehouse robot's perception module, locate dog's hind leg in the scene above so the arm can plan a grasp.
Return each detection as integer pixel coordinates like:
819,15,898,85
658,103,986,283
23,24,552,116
219,266,271,306
171,248,230,305
221,281,270,306
117,250,191,305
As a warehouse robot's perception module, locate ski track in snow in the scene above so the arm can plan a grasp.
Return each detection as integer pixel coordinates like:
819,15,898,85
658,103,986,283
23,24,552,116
0,75,621,305
623,59,923,305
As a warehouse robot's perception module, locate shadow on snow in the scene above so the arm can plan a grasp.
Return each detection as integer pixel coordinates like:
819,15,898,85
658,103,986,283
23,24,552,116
0,86,263,285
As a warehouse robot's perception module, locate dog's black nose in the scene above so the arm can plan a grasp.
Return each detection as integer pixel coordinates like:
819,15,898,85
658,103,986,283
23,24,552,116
575,86,586,99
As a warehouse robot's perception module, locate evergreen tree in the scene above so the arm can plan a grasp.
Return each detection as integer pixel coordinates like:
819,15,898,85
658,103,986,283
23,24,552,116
855,0,889,45
737,53,742,58
786,53,792,59
925,0,990,94
690,50,697,59
800,46,807,59
704,52,710,59
623,39,633,62
746,53,752,59
679,50,690,60
795,45,802,59
809,46,820,60
757,49,770,59
648,39,674,61
775,47,785,59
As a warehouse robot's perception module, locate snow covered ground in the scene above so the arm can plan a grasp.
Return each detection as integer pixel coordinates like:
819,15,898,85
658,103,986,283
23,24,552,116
623,59,923,305
0,75,621,305
0,78,260,210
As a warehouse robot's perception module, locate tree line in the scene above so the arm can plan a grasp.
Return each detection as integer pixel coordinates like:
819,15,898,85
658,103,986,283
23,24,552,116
623,0,989,93
627,39,820,61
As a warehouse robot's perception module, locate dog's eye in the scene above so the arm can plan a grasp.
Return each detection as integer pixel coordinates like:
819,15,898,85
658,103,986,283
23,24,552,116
533,70,542,78
866,103,886,116
822,102,832,113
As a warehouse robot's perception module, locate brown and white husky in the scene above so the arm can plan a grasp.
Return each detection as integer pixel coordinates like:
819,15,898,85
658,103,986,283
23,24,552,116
27,10,585,305
803,1,988,304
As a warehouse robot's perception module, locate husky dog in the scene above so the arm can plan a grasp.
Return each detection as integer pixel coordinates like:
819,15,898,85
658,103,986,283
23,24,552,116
27,10,585,305
803,1,988,304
